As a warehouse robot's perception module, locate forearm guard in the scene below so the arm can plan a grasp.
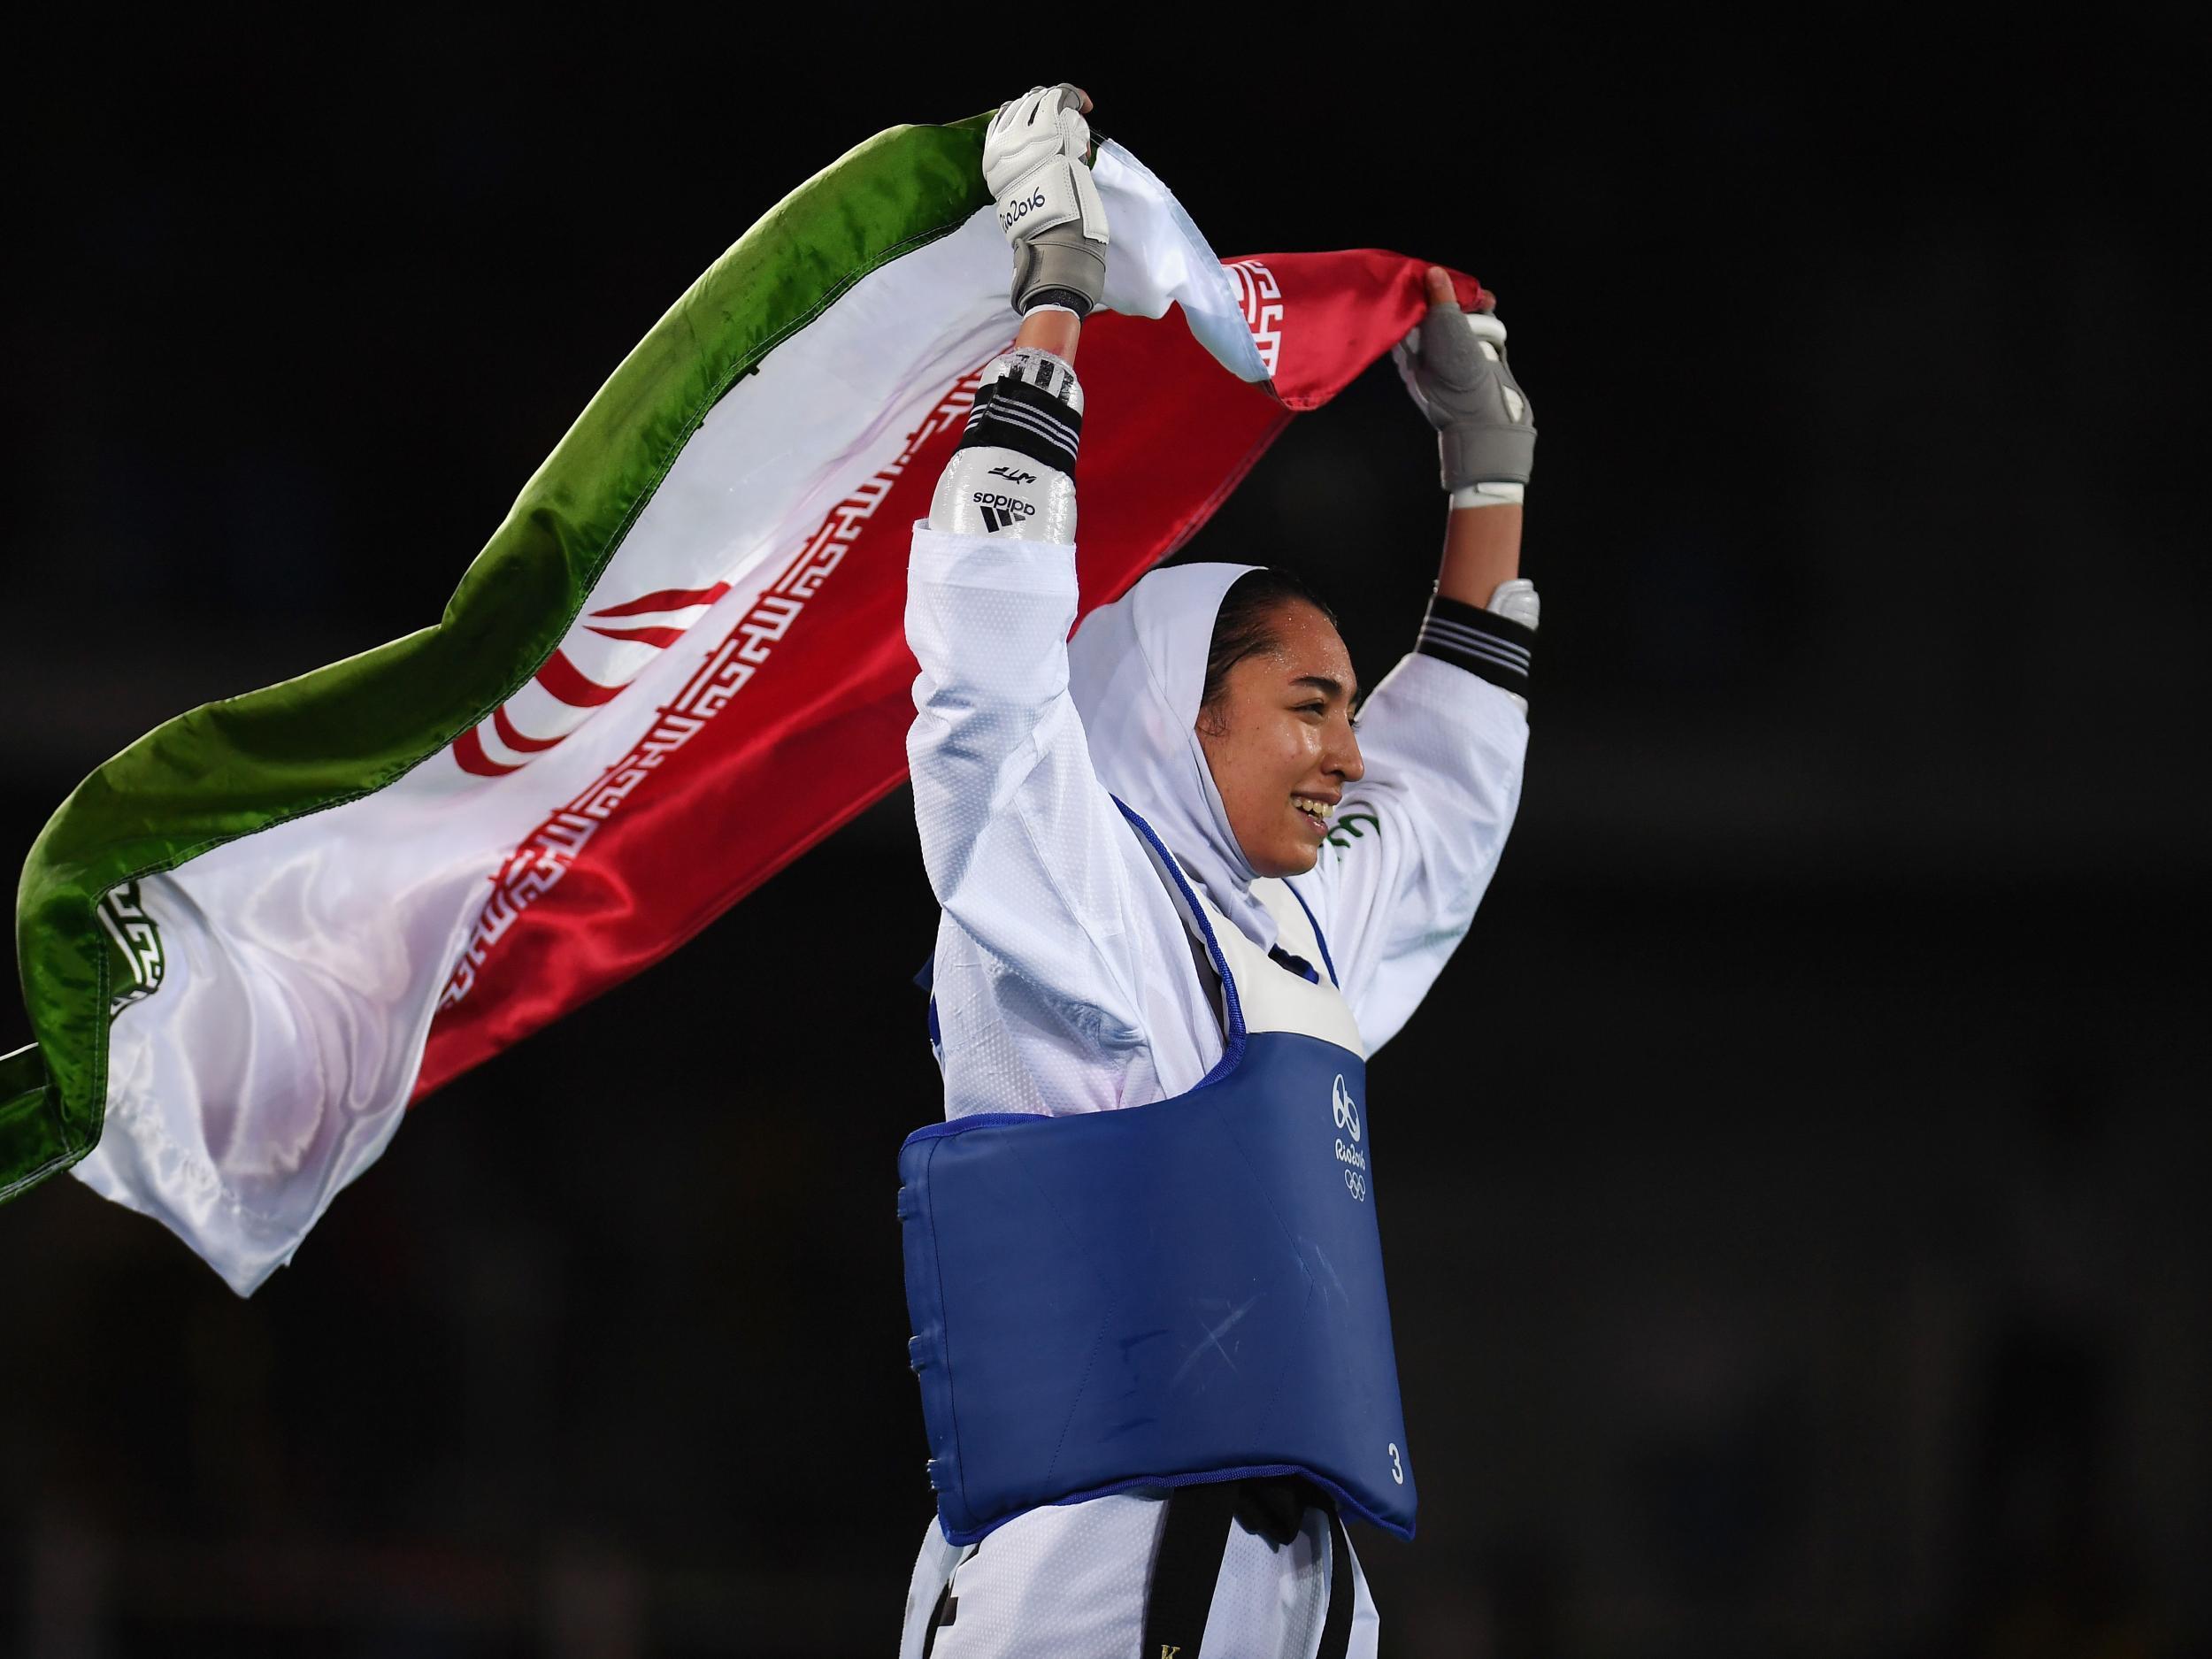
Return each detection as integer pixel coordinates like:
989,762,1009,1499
927,348,1084,541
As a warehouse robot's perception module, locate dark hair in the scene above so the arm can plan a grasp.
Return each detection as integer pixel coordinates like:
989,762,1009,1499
1199,567,1340,718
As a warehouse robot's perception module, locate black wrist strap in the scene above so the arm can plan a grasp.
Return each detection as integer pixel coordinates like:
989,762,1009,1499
956,355,1083,473
1022,285,1093,318
1416,592,1534,701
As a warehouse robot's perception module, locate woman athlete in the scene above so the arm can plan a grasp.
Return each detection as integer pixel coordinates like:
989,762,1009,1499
896,86,1539,1658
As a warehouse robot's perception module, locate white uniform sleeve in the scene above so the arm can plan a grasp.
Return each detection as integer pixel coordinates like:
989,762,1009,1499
904,524,1166,1067
1289,651,1529,1053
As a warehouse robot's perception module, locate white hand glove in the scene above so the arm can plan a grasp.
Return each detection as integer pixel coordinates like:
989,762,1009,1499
982,84,1110,317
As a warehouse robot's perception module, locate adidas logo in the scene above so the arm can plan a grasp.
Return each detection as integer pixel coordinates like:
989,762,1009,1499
972,490,1037,534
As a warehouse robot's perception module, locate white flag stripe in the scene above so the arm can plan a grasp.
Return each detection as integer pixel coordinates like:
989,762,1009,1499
1088,145,1267,384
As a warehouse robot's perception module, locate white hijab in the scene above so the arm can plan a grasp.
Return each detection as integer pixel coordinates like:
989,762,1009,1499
1066,561,1281,953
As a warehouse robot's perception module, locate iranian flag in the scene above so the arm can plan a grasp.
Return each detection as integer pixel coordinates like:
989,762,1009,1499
1,114,1490,1293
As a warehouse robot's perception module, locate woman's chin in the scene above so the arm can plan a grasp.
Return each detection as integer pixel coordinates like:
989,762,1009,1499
1253,840,1321,879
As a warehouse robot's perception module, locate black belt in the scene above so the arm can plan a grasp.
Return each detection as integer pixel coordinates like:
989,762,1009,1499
1141,1477,1356,1659
921,1481,1356,1658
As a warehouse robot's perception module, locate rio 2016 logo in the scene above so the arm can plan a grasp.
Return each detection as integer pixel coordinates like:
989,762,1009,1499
1333,1073,1368,1202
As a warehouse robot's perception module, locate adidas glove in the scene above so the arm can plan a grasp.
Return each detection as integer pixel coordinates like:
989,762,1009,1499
1393,286,1536,500
983,83,1110,318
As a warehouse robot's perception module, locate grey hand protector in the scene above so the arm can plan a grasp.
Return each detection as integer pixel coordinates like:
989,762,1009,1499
1397,306,1537,490
1010,226,1107,316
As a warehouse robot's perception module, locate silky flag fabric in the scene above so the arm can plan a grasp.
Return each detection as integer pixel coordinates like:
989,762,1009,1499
0,113,1492,1294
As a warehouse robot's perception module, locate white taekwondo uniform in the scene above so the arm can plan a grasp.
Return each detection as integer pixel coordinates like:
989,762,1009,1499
895,503,1532,1657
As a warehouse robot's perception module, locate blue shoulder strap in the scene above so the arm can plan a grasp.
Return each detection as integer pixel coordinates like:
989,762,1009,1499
1281,878,1340,987
914,956,939,1054
1109,795,1247,1087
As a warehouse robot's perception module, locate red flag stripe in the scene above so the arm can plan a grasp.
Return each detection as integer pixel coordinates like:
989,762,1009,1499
588,583,732,618
451,727,522,777
534,649,627,708
491,704,568,755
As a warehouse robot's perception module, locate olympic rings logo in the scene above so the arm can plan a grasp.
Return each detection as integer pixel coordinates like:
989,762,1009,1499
1332,1074,1361,1142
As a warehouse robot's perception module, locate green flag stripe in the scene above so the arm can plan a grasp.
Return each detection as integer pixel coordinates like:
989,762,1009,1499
5,117,992,1201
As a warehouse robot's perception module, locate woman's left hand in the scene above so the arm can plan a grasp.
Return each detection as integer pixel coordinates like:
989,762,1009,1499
1391,265,1537,493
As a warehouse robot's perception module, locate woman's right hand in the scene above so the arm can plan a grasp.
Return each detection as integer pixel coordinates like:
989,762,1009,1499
982,84,1110,319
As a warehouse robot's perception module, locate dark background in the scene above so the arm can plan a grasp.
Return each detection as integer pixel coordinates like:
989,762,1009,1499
4,21,2206,1657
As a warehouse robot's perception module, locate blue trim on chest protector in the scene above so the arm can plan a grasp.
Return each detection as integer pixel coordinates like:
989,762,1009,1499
896,801,1417,1543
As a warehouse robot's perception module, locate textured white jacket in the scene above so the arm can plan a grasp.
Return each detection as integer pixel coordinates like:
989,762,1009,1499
905,521,1530,1115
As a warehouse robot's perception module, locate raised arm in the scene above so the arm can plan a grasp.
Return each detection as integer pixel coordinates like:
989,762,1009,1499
904,87,1164,1036
1295,266,1542,1049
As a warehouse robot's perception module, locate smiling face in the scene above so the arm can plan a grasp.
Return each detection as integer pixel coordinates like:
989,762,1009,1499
1194,598,1365,878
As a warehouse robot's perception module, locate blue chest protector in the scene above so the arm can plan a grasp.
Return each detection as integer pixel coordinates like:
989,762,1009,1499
897,803,1416,1544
